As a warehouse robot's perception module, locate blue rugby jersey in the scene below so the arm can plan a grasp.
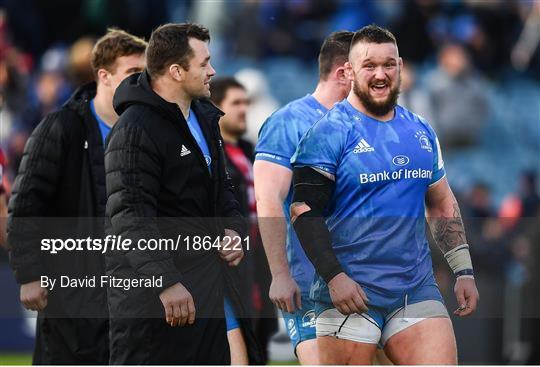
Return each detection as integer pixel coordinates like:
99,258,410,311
291,99,445,299
255,94,328,293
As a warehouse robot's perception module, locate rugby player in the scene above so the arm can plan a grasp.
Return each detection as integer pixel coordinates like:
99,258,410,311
290,25,480,364
254,31,354,363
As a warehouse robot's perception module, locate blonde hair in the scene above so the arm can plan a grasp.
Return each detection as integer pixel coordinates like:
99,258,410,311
90,28,147,76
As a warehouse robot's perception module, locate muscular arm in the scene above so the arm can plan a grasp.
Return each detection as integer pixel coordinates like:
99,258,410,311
425,178,467,253
255,160,306,312
291,166,368,315
254,160,292,277
426,177,479,316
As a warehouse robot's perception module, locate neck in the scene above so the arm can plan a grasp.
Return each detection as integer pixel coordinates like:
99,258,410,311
311,79,347,110
346,91,395,122
151,76,192,119
93,84,118,127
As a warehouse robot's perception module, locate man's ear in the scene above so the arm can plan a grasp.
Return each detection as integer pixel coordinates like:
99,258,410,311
334,65,348,84
97,69,111,87
344,61,354,81
169,64,184,82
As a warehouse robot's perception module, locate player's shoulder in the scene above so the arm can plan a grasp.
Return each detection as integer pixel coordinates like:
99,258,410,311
267,95,315,124
313,99,355,131
258,95,317,139
397,105,437,135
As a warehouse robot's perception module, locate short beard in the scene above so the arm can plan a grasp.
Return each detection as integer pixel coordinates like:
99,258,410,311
222,122,246,139
353,78,400,118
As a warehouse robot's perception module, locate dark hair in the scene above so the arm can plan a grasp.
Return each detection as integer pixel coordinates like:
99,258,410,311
350,24,397,50
91,28,147,76
146,23,210,77
318,31,354,80
209,77,246,106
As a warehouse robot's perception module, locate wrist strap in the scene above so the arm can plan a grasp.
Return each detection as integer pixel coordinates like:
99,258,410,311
444,244,474,278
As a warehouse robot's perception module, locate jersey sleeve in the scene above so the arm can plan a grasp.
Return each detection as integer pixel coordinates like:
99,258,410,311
426,123,446,185
255,112,297,169
291,116,345,176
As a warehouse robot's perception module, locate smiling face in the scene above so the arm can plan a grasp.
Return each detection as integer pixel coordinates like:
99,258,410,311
181,38,216,99
347,41,402,118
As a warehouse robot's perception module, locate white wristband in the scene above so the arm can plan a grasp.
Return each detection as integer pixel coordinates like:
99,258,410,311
444,244,474,278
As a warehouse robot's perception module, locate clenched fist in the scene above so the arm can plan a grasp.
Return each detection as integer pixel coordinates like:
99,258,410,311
218,229,244,266
20,281,48,311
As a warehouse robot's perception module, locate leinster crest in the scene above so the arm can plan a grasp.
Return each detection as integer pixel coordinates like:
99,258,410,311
414,130,432,152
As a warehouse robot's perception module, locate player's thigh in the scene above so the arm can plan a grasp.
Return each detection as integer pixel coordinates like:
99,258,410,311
318,336,377,365
282,296,318,362
384,317,457,365
316,307,380,365
227,328,249,365
296,338,319,365
373,348,393,365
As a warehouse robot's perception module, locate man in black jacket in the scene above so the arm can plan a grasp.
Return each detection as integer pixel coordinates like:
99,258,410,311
105,23,245,364
7,29,146,364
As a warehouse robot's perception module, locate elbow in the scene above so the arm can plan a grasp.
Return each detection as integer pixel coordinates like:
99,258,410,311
290,202,311,224
255,192,283,210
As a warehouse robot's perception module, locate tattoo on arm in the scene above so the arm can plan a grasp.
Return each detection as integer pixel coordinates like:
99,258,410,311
429,202,467,253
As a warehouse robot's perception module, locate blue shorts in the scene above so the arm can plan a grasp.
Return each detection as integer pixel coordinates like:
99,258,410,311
315,272,448,346
282,294,316,350
224,297,240,331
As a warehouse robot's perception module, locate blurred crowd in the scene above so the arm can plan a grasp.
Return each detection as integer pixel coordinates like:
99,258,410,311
0,0,539,363
0,0,538,176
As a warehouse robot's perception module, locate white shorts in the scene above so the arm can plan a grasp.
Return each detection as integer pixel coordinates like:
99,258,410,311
316,300,449,346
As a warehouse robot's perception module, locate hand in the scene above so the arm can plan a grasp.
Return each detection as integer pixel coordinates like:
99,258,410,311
159,282,196,327
218,229,244,266
453,277,479,317
328,272,369,315
20,281,48,311
269,273,302,313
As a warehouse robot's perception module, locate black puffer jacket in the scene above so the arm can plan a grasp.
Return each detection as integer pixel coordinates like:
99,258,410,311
7,83,109,364
104,71,245,319
8,82,107,305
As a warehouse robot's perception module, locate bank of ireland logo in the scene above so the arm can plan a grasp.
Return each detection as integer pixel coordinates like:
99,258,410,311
302,310,316,328
392,155,410,166
414,131,432,152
